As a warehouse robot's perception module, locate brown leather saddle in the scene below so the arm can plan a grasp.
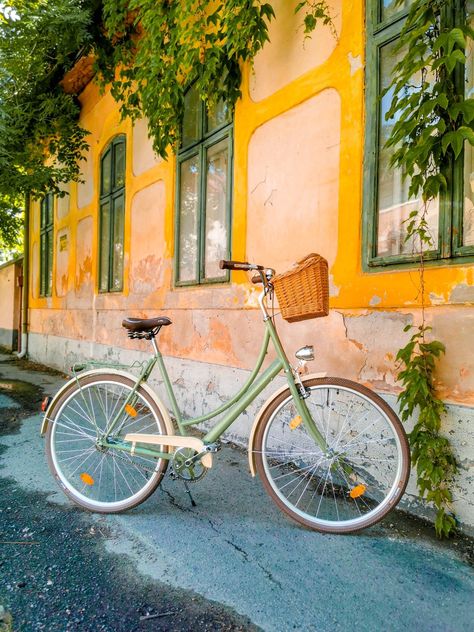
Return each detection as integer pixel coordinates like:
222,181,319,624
122,316,171,339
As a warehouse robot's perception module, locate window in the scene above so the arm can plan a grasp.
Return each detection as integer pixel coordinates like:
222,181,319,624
363,1,474,268
40,193,54,297
175,85,233,285
99,135,126,292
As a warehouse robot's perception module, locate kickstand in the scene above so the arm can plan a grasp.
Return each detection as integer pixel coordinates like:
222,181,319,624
183,482,197,507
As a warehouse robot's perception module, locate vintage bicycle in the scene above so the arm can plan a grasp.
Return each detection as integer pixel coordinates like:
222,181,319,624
41,257,410,534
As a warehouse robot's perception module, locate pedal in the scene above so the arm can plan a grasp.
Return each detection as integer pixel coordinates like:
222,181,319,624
184,442,221,467
168,467,178,481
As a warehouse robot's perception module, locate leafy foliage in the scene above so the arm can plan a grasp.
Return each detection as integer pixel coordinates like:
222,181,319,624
97,1,331,158
396,325,457,537
386,0,468,537
97,1,334,158
386,0,474,202
296,1,333,37
0,0,101,252
98,0,276,158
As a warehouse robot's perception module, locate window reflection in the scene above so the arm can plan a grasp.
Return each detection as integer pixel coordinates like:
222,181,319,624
205,140,228,278
179,155,200,282
377,39,438,256
381,0,412,21
463,5,474,247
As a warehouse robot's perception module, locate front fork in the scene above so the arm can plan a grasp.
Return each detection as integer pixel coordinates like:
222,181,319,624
286,369,328,452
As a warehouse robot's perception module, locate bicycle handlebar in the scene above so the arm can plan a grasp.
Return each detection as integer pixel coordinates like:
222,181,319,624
219,259,264,271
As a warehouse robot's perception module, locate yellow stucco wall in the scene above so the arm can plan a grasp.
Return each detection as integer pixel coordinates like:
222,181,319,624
28,1,474,405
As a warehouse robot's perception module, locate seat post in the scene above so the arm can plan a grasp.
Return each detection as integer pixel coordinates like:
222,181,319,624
151,336,159,357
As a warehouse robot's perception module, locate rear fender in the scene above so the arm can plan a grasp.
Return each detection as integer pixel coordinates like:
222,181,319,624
40,369,174,437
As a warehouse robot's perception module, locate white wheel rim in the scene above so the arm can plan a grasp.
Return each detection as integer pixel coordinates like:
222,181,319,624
50,379,164,510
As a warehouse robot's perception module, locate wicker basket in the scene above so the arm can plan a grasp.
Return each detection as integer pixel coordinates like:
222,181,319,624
273,253,329,322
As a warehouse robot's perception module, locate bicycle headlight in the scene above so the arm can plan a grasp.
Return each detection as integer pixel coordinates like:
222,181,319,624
295,346,314,362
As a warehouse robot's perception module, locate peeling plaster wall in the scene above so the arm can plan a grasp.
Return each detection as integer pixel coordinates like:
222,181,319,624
55,228,70,298
27,2,474,529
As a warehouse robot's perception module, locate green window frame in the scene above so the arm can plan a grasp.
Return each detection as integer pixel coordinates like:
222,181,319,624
363,0,474,270
175,85,233,286
39,192,54,297
99,135,126,293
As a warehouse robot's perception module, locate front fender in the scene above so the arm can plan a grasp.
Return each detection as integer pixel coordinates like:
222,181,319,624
247,372,326,477
40,369,174,437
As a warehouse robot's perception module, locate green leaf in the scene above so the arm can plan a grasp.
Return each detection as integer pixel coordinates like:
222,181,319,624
448,27,467,52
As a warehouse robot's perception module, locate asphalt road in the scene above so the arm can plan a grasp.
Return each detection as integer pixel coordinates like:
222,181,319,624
0,355,473,632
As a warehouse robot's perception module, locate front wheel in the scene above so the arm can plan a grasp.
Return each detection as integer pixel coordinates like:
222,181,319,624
254,377,410,534
46,373,169,513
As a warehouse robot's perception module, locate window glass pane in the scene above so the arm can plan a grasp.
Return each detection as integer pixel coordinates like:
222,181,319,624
207,99,230,134
463,4,474,247
111,196,125,291
178,155,200,282
40,233,46,296
46,194,53,226
381,0,412,21
376,39,438,257
40,198,46,229
182,85,200,147
114,141,125,189
47,229,53,295
204,140,228,279
101,149,112,195
99,202,110,292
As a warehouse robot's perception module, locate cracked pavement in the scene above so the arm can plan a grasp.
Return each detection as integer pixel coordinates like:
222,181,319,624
0,354,473,631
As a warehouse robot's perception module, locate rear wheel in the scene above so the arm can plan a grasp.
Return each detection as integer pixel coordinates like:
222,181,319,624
46,373,169,513
254,377,410,534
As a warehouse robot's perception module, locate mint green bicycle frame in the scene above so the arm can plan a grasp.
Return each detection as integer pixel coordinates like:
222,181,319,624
99,304,327,462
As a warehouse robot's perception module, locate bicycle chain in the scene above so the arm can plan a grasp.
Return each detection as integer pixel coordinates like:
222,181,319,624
102,446,162,475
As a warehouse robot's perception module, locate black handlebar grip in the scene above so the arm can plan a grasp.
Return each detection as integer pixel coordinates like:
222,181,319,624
219,260,251,271
219,260,265,271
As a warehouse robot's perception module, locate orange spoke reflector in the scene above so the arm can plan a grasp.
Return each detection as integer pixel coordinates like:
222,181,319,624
80,473,95,486
289,415,303,430
125,404,138,417
350,484,366,499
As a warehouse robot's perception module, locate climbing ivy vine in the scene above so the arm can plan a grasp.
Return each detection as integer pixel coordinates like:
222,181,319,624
386,0,474,536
